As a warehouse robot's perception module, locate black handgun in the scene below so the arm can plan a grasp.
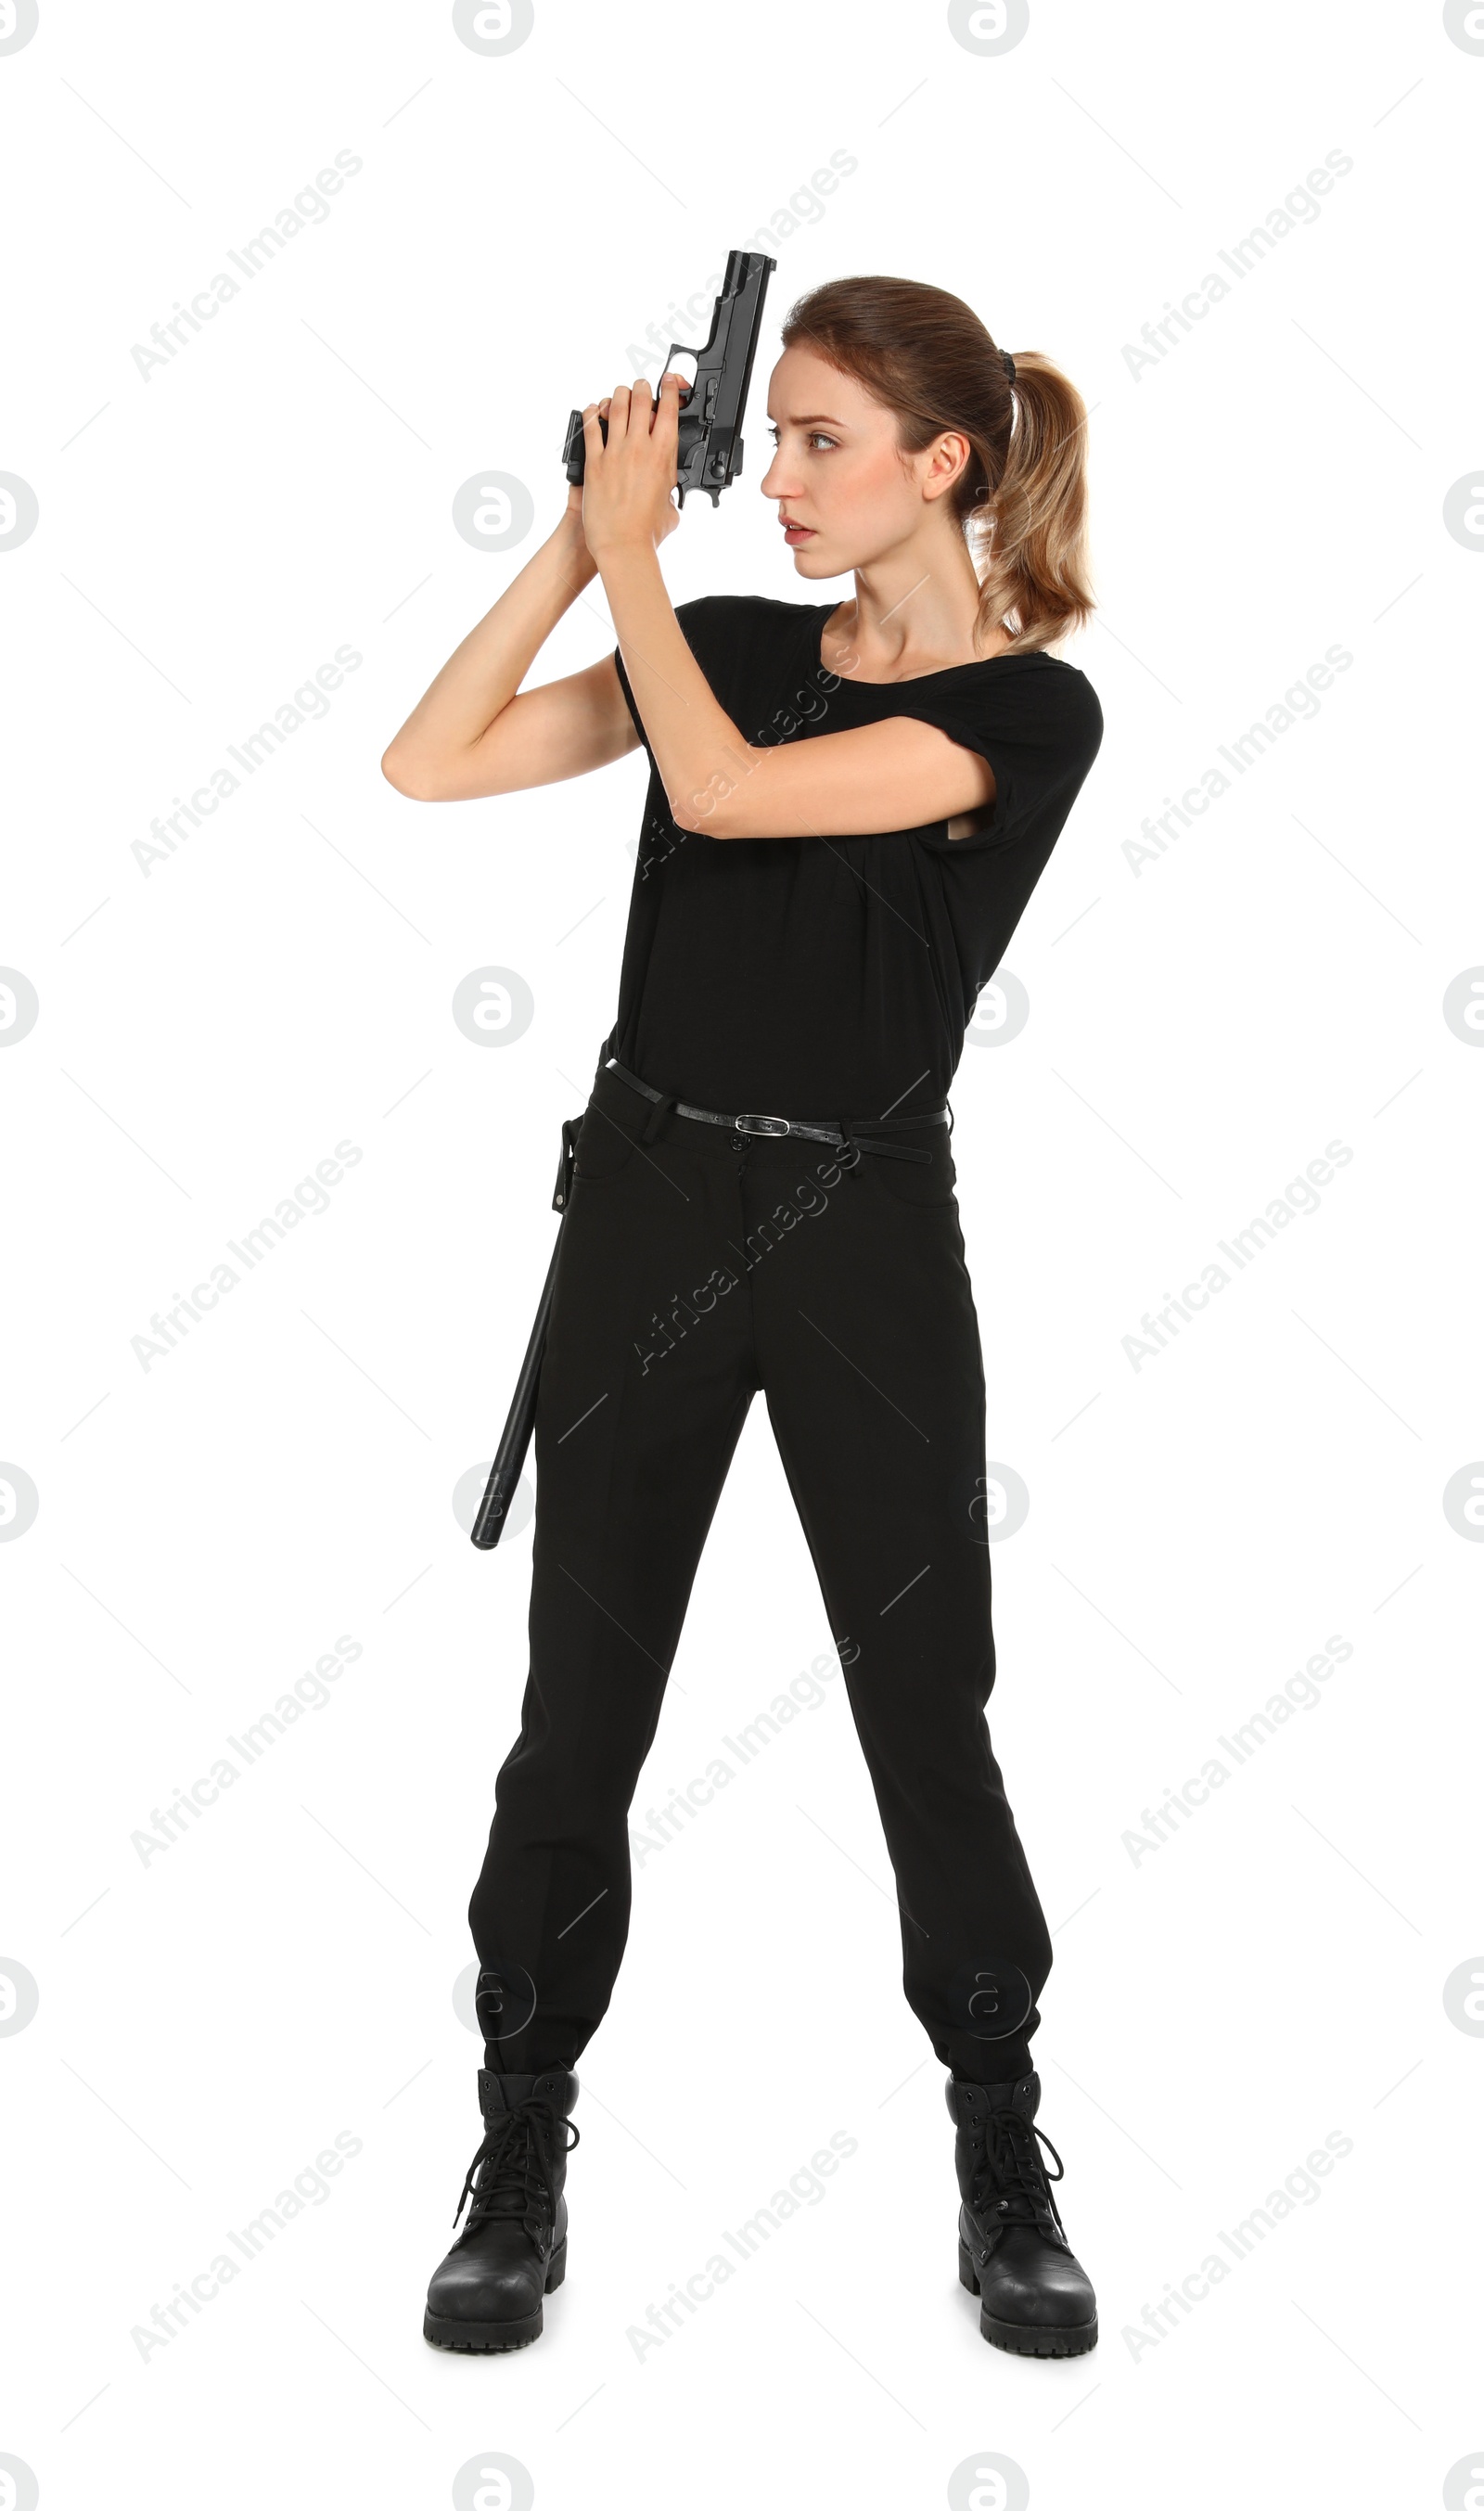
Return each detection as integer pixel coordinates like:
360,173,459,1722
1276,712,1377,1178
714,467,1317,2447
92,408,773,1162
561,248,778,507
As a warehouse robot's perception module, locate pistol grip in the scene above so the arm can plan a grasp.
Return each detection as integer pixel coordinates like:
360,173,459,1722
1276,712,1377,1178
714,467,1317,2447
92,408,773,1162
563,384,695,488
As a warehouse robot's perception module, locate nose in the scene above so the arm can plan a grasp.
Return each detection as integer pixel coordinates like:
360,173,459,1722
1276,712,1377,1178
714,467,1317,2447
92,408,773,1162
759,444,796,501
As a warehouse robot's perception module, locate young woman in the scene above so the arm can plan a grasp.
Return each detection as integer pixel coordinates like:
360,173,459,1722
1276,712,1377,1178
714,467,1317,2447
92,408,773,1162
383,276,1105,2361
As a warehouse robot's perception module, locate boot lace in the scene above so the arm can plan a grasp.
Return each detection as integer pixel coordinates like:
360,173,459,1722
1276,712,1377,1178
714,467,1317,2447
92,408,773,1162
973,2106,1067,2239
452,2095,581,2233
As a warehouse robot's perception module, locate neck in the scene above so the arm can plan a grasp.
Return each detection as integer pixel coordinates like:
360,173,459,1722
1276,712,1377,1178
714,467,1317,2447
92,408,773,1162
835,530,998,678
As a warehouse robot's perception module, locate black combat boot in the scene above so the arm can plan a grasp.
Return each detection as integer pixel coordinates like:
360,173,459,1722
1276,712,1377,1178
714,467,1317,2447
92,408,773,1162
947,2070,1098,2357
423,2066,580,2352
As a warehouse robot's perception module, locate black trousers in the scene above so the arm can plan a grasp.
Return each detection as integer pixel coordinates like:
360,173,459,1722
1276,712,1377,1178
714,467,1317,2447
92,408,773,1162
469,1060,1053,2082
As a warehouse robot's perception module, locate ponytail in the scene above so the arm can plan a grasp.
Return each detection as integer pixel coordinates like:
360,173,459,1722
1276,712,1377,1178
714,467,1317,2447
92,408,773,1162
976,350,1094,653
780,278,1094,656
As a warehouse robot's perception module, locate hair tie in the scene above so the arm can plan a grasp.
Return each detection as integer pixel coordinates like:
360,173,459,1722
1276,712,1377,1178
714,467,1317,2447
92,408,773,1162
1001,350,1016,385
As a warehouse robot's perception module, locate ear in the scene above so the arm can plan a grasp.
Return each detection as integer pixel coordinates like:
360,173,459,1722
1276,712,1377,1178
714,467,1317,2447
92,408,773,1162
921,429,973,504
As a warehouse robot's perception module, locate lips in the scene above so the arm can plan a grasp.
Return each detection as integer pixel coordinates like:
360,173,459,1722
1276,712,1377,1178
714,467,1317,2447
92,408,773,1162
782,520,815,542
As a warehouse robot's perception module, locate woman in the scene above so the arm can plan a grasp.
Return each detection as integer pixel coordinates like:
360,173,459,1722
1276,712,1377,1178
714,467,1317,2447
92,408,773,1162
383,276,1105,2361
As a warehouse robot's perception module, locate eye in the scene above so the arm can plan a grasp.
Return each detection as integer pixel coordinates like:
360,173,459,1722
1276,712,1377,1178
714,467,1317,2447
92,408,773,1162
807,432,838,453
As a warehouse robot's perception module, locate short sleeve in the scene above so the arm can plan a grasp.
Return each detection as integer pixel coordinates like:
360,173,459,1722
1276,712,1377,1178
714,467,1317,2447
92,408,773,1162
902,661,1104,854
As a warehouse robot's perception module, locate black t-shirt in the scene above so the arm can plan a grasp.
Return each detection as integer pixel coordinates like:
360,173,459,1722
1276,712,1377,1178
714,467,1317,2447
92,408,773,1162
608,594,1103,1117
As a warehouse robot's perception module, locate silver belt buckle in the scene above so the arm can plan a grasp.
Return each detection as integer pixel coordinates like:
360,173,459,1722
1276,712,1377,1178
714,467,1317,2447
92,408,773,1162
734,1111,790,1137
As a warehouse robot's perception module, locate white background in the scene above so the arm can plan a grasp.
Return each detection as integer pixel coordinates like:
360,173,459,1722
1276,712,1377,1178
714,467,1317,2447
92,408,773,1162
3,1,1481,2505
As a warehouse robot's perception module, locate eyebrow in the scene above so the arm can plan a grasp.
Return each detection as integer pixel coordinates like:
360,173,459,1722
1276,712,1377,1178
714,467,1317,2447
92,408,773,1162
767,413,849,428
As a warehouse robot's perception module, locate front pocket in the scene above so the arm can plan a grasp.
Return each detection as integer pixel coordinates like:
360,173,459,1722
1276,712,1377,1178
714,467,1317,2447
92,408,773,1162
871,1143,959,1207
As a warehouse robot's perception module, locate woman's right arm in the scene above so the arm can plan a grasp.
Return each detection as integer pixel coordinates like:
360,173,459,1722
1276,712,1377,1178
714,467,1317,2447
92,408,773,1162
379,487,640,803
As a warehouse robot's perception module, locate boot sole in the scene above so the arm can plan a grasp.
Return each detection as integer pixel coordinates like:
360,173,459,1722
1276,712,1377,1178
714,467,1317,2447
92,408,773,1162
423,2239,566,2352
958,2237,1098,2358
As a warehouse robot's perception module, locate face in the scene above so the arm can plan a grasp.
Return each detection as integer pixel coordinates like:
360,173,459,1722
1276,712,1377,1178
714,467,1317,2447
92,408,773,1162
759,342,968,578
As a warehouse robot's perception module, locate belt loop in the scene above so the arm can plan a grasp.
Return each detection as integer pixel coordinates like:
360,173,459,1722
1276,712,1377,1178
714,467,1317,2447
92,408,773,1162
641,1091,675,1145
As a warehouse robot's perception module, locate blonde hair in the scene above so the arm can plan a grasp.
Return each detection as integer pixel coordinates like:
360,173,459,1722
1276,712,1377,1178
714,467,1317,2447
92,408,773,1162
780,275,1094,656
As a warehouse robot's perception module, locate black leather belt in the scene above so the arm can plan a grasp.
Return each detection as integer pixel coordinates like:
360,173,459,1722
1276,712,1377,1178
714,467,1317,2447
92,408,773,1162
603,1056,949,1165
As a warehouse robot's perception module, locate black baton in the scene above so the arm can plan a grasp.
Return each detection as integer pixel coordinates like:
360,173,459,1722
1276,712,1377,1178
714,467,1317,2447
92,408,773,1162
471,1117,579,1550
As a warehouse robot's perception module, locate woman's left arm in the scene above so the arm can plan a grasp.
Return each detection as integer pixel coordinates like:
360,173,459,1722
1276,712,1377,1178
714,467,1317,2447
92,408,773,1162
583,377,996,842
